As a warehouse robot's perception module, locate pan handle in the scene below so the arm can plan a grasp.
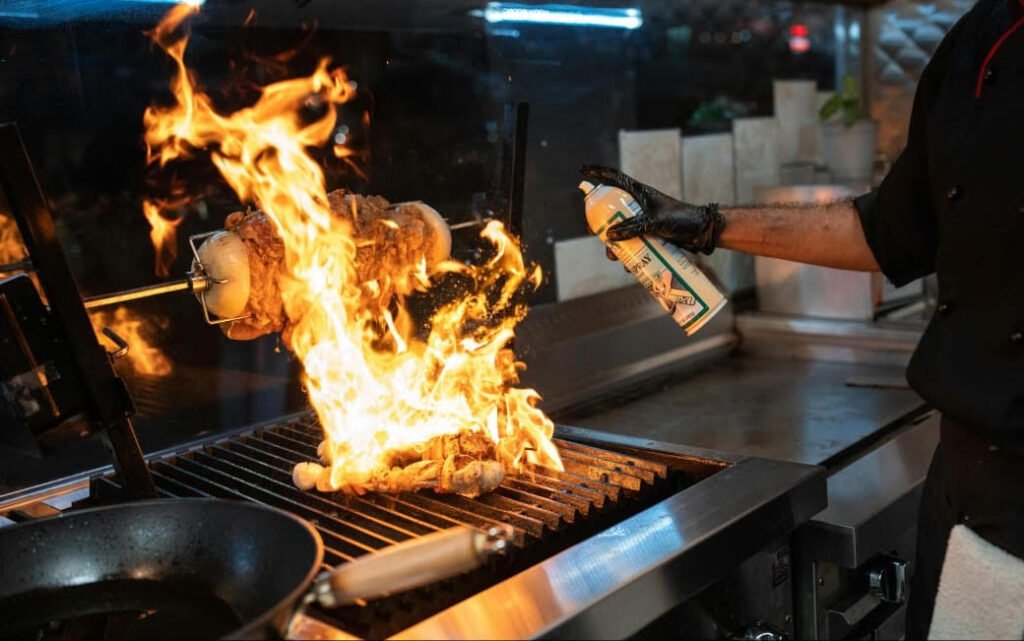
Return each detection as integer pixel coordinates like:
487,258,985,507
310,524,514,608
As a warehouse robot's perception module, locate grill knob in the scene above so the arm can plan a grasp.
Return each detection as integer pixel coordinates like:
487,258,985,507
867,555,908,603
742,624,785,641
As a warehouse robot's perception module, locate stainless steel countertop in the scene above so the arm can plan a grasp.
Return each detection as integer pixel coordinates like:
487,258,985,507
801,411,940,568
561,356,927,470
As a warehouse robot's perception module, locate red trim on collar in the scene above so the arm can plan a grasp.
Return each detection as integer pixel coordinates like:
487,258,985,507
976,14,1024,98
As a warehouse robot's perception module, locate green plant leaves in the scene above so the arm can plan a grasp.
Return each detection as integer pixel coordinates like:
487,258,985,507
819,94,843,120
819,74,865,127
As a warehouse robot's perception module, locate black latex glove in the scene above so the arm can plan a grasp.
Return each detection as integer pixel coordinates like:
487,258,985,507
580,164,725,255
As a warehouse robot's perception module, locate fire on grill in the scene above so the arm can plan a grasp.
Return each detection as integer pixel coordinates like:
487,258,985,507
140,4,562,496
198,192,452,344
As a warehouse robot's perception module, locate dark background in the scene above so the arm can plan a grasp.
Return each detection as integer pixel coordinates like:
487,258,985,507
0,0,837,488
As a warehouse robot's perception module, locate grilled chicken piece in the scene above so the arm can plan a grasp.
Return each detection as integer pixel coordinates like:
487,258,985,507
296,431,506,497
214,190,451,342
220,210,288,341
313,456,504,498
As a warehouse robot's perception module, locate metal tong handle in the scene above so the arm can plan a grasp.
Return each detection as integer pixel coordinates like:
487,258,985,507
311,524,513,608
99,327,129,360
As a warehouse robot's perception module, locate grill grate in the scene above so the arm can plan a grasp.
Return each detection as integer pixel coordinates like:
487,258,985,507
91,413,683,638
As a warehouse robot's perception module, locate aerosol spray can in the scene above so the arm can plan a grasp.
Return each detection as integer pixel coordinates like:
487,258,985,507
580,180,727,335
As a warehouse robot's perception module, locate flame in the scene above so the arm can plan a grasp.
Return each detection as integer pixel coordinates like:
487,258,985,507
0,211,27,273
143,200,184,278
91,307,173,377
143,4,560,486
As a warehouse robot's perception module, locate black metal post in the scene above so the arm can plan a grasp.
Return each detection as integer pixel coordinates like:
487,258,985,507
503,102,529,239
0,123,155,498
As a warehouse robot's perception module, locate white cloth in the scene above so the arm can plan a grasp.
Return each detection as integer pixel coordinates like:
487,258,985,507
929,524,1024,640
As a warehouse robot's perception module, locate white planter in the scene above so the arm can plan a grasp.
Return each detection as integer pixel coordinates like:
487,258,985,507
820,120,877,185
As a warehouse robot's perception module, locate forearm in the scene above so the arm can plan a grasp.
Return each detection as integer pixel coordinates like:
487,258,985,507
719,200,880,272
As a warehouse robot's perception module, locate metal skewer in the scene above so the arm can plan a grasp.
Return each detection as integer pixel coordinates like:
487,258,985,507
387,201,487,232
448,219,485,231
0,259,34,273
22,207,483,318
83,275,210,310
80,231,249,327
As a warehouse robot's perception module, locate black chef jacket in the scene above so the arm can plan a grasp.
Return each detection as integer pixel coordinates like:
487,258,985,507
855,0,1024,454
853,0,1024,636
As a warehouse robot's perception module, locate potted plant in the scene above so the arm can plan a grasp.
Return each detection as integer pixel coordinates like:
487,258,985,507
818,75,877,186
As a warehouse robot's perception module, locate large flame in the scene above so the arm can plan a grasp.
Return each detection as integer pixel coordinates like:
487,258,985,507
143,200,183,277
144,4,560,485
0,211,27,272
91,307,173,377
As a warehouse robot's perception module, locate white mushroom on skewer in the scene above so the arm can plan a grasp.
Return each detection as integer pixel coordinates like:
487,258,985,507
193,230,251,318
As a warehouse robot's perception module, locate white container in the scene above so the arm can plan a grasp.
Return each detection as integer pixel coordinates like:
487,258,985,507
753,184,879,320
580,181,727,335
820,120,878,185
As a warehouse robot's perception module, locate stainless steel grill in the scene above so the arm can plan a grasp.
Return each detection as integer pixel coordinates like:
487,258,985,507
89,413,689,638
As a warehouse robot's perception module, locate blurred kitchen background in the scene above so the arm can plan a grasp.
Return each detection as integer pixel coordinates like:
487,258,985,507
0,0,969,486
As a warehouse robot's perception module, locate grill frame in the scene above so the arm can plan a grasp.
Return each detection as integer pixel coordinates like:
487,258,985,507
0,412,826,640
89,412,699,638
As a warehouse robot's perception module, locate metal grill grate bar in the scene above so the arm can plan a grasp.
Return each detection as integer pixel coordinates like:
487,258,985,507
395,492,545,539
276,425,321,446
557,449,657,486
151,460,357,565
503,476,595,513
208,445,439,538
493,486,576,523
191,451,416,545
172,456,393,556
522,463,622,500
554,439,669,480
357,493,527,548
217,435,531,548
555,455,644,491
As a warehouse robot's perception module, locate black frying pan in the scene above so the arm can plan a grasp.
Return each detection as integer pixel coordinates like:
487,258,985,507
0,498,511,639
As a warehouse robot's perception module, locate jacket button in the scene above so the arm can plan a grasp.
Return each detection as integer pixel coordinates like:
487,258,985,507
1012,330,1024,344
946,185,961,201
937,302,951,314
984,67,996,83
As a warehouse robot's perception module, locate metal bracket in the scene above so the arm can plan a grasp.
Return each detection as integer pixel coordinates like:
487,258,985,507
99,327,129,360
501,102,528,239
0,122,155,498
187,230,250,326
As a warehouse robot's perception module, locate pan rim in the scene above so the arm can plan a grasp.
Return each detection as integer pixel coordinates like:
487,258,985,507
0,496,325,639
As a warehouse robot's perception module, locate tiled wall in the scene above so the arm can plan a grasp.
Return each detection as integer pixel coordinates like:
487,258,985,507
867,0,972,158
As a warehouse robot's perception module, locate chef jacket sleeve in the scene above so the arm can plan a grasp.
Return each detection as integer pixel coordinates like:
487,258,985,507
853,26,959,287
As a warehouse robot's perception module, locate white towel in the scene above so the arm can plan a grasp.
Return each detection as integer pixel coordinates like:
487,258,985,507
929,524,1024,640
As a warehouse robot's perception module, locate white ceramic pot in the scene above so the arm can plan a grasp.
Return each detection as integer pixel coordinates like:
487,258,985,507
820,119,877,185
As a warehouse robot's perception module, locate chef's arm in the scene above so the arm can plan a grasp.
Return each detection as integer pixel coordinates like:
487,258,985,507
581,165,881,272
718,201,881,272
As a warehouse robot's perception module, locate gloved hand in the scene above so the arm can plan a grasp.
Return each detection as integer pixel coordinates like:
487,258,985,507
580,165,725,255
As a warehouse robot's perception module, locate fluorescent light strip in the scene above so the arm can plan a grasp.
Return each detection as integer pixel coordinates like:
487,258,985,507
484,3,642,30
121,0,205,5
